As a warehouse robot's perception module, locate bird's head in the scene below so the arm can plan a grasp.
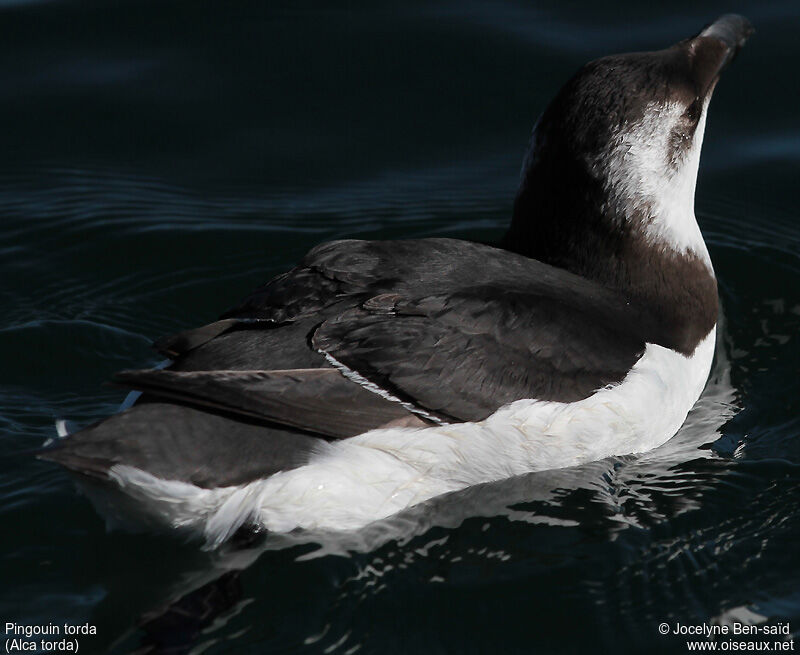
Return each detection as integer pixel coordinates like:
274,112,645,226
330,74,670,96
507,14,753,281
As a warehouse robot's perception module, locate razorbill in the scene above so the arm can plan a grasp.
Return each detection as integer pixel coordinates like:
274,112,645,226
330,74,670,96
41,15,753,546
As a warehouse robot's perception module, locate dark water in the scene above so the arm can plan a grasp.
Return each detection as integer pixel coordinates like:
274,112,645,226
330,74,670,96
2,1,799,653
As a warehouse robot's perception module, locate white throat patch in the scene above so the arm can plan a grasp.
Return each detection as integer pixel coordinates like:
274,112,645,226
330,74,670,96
597,100,713,269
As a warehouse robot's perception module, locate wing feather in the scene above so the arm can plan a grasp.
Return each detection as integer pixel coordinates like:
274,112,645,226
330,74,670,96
114,368,423,438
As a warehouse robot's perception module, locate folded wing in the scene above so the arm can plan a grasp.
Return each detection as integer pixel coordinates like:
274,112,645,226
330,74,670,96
313,287,647,422
137,239,657,432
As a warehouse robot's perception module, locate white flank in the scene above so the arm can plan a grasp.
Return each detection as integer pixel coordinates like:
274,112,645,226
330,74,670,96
107,327,716,546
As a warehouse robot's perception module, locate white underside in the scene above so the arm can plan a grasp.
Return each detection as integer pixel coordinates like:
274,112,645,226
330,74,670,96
105,327,716,547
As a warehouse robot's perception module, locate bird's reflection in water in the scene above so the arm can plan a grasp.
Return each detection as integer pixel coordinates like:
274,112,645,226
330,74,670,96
134,571,243,655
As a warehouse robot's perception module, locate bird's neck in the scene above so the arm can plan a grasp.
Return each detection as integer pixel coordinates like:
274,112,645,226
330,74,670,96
503,161,718,355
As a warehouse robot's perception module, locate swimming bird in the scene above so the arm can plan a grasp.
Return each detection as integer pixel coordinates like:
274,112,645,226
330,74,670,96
41,15,752,546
